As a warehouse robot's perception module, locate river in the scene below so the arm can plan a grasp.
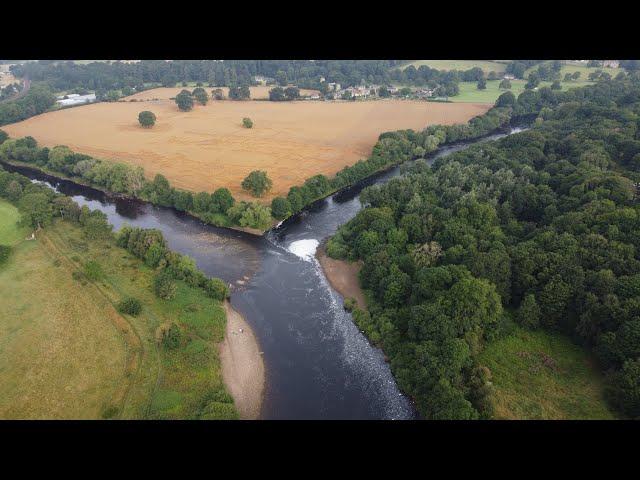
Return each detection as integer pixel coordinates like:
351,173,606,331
4,126,523,419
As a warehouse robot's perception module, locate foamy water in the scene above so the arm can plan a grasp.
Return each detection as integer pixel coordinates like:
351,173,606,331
287,239,319,261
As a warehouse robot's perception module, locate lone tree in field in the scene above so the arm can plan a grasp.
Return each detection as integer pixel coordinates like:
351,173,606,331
477,78,487,90
138,111,156,128
499,79,512,89
242,117,253,129
175,90,194,111
241,170,272,197
192,87,209,105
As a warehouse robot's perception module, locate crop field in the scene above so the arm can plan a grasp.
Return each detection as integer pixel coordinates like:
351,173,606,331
3,91,491,201
401,60,508,73
478,326,615,420
122,86,320,101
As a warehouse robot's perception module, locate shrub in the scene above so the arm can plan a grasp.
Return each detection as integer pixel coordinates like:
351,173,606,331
154,270,177,300
138,110,156,128
117,296,142,316
241,170,272,197
0,245,12,266
204,277,229,301
101,405,119,419
161,323,181,350
344,297,357,312
271,196,292,219
242,117,253,129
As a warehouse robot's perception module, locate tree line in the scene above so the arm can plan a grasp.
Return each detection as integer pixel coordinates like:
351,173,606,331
0,83,56,126
325,75,640,419
0,134,272,230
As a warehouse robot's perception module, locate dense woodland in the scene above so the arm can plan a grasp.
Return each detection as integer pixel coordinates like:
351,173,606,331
9,60,486,92
327,77,640,419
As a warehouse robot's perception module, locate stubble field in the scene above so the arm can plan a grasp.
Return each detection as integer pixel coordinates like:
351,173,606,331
3,90,491,200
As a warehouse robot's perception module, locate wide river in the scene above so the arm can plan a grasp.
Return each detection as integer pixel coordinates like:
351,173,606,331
6,126,523,419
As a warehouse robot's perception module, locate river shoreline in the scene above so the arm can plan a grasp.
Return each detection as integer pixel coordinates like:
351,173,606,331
0,160,266,238
316,243,367,311
219,300,265,420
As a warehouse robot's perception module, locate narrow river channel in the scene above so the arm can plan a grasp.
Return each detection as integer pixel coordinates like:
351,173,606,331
4,126,523,419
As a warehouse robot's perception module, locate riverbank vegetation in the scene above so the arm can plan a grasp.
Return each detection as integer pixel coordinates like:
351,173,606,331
326,76,640,419
0,166,238,419
0,134,273,231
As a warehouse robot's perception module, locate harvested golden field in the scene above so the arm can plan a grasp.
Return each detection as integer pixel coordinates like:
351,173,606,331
3,94,491,201
122,86,320,101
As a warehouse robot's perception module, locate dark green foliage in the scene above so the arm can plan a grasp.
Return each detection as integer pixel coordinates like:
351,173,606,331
242,117,253,129
203,277,229,301
517,294,541,329
175,90,194,111
117,296,142,316
0,84,56,126
269,86,300,101
138,110,156,127
228,85,250,100
192,87,208,105
154,270,177,300
0,245,11,266
326,76,640,419
241,170,272,197
162,323,182,350
271,196,292,219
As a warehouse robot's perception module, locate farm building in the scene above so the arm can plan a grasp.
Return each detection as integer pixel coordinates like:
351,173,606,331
56,93,97,107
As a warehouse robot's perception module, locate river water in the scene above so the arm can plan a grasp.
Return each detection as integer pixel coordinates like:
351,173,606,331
4,127,522,419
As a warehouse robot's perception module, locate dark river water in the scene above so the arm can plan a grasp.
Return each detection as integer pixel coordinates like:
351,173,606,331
4,126,523,419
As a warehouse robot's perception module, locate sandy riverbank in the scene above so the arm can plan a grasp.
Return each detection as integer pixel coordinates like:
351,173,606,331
219,301,265,419
316,244,367,310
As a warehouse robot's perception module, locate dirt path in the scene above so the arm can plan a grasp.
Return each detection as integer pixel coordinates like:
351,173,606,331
219,301,264,419
316,244,367,310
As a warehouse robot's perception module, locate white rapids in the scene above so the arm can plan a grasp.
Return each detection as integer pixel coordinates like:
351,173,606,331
287,239,319,261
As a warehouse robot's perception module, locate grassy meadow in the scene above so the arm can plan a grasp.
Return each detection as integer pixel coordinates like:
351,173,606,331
479,326,615,419
401,60,508,73
0,208,236,419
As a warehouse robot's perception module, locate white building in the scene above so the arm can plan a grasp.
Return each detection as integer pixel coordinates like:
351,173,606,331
56,93,96,106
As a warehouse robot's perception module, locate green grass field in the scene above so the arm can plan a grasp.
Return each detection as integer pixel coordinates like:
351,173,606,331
401,60,508,73
0,201,27,245
0,210,236,420
479,326,614,419
450,79,595,103
525,61,620,82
